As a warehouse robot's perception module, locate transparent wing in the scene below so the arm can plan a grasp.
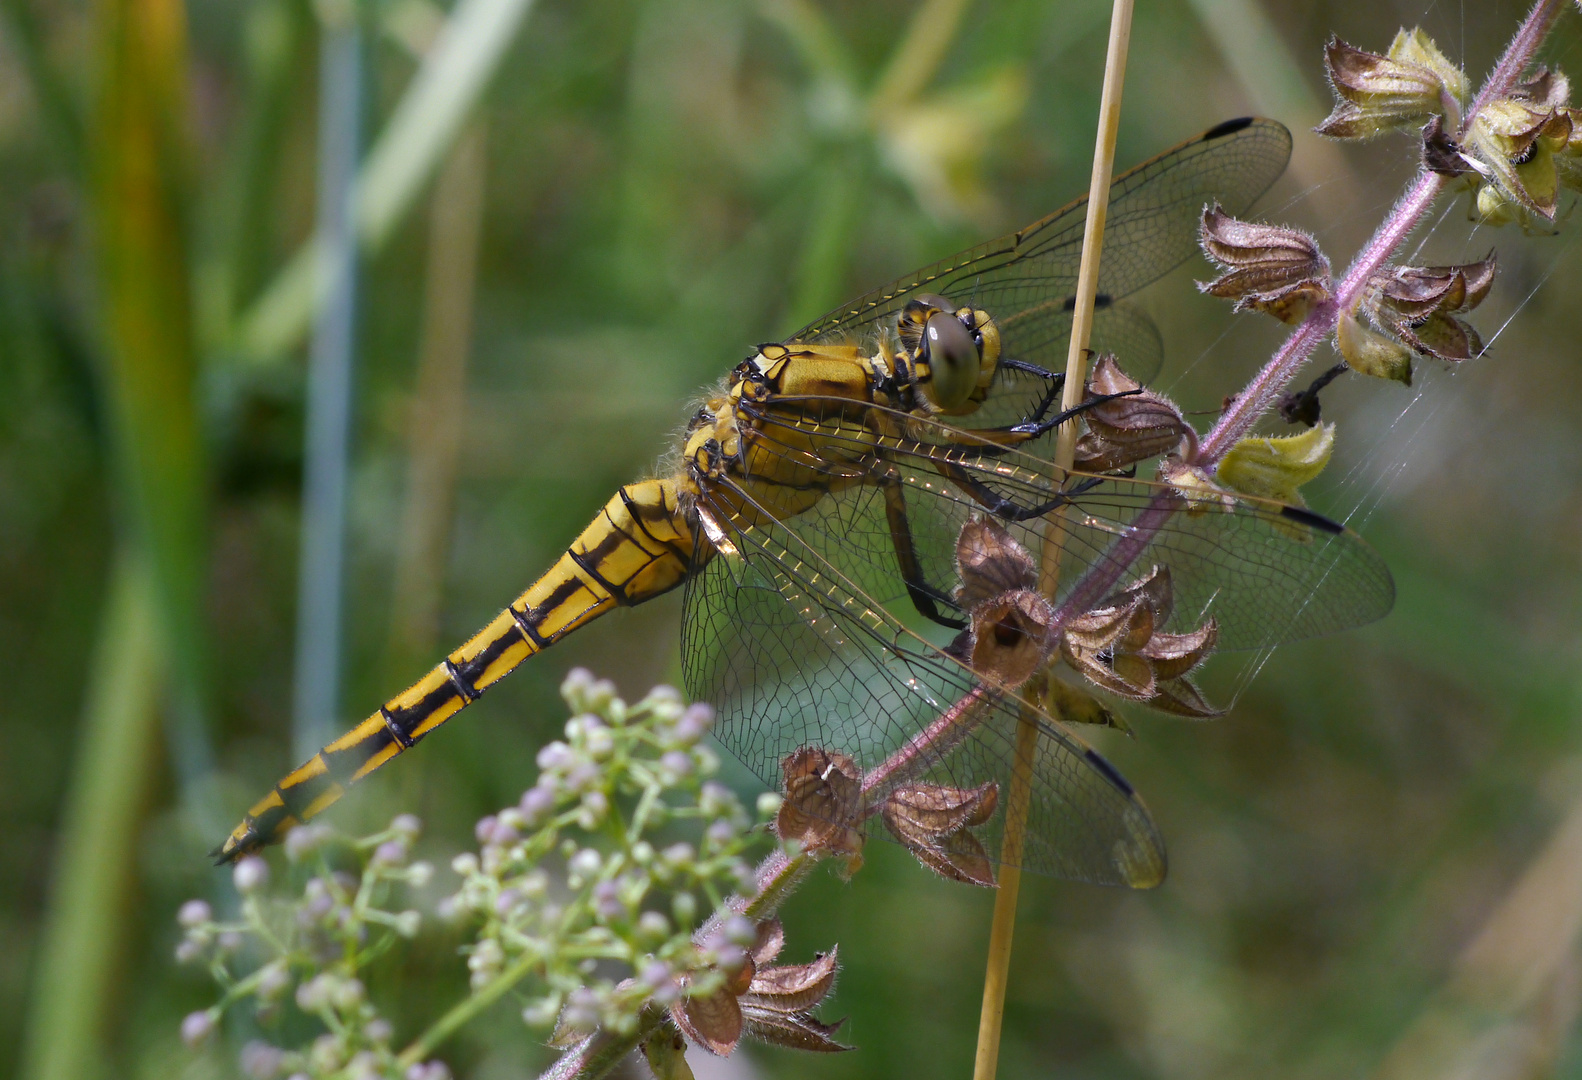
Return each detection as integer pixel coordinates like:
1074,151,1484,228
739,395,1394,652
790,118,1293,357
679,477,1167,885
679,395,1392,879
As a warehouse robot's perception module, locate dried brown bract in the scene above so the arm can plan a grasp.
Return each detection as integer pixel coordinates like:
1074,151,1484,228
1422,114,1478,177
881,781,1000,887
1365,255,1497,363
1073,355,1194,471
669,918,849,1057
775,747,865,873
1197,204,1332,324
1316,29,1466,140
1058,567,1222,717
952,518,1055,688
953,516,1038,608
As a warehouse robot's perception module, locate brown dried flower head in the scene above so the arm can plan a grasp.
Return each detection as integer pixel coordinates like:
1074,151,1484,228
881,781,1000,887
1316,29,1466,140
1365,255,1497,364
1073,355,1194,471
1421,114,1479,178
1058,566,1222,717
667,917,849,1058
775,747,865,874
951,518,1055,688
1197,204,1332,324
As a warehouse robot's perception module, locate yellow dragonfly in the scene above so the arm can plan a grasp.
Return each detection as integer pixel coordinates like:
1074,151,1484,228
216,118,1393,883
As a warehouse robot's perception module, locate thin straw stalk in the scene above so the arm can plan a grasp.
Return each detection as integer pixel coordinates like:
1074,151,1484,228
973,3,1134,1080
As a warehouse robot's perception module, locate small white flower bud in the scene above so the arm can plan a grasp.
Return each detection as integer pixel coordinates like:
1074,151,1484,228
636,910,671,941
522,994,561,1028
180,1010,215,1047
177,899,211,928
756,792,784,818
232,856,270,895
568,848,602,880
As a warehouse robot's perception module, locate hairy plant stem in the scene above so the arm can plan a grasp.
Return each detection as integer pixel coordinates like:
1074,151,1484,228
1200,0,1567,466
1043,0,1575,629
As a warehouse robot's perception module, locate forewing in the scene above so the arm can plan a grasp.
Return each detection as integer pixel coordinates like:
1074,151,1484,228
679,476,1167,885
790,118,1293,351
739,397,1394,653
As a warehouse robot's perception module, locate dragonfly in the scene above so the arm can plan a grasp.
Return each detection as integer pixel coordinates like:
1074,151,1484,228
216,117,1394,885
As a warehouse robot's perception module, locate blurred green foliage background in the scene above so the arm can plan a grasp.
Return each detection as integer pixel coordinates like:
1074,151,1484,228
4,0,1582,1078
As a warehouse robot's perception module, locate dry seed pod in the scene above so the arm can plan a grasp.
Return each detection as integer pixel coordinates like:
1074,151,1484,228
1197,204,1332,323
1056,566,1220,714
671,935,849,1056
1073,355,1194,470
1361,255,1497,364
1316,29,1465,140
953,516,1038,609
1468,101,1573,221
881,781,999,887
1422,114,1478,177
775,747,865,871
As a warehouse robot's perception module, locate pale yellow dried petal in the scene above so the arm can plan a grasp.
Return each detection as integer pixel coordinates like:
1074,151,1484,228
1217,423,1335,507
1045,675,1132,734
1337,311,1413,384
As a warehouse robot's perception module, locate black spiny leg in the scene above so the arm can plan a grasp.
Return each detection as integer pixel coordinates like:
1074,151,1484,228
875,465,966,630
999,357,1066,427
1004,388,1142,441
933,459,1106,522
927,388,1143,456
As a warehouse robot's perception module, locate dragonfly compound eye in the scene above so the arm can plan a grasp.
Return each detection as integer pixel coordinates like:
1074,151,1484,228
922,310,981,410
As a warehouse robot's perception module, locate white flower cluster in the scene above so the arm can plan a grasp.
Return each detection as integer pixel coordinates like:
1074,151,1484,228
440,669,767,1039
174,816,444,1080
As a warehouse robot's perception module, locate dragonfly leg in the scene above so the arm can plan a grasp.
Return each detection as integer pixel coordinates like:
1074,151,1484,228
875,463,967,630
911,387,1139,457
998,357,1066,426
1003,388,1142,441
931,459,1105,523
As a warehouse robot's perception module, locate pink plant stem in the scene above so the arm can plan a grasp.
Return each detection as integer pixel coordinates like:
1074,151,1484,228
861,685,993,799
1197,0,1566,466
1198,171,1443,465
1466,0,1571,126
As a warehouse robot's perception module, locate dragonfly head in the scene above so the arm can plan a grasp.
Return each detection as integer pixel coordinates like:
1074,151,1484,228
899,295,1001,414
